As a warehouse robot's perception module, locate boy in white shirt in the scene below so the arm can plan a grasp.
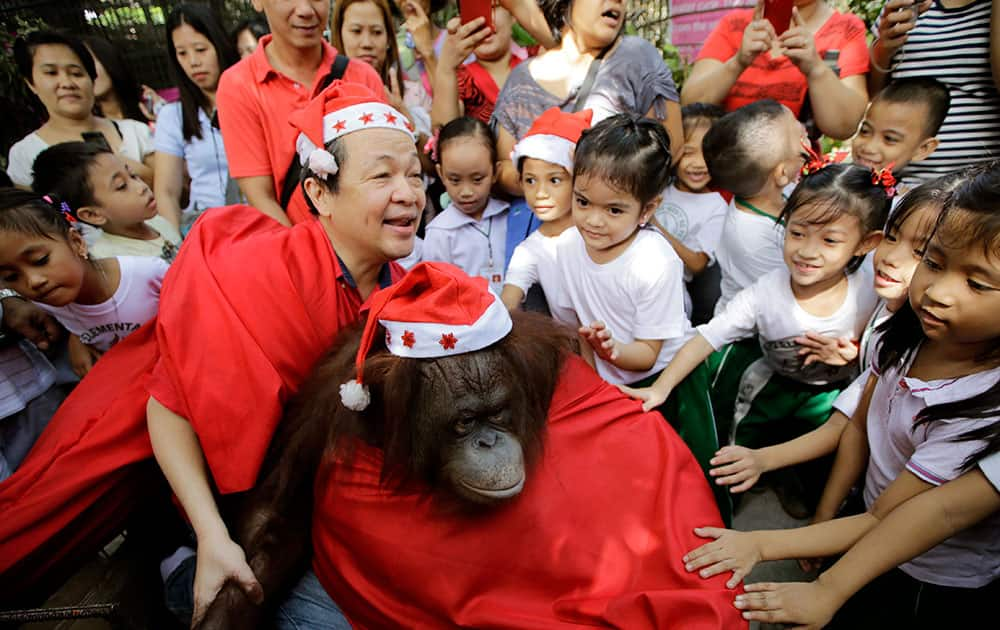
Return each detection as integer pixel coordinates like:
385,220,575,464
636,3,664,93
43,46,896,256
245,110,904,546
653,103,727,322
32,142,181,263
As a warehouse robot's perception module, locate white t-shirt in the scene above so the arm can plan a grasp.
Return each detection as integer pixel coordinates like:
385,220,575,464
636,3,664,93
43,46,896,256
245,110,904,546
864,355,1000,588
654,184,727,282
714,198,785,314
698,266,877,386
88,215,181,263
555,227,692,385
832,299,893,418
980,451,1000,492
7,119,154,188
36,256,168,352
504,230,574,324
422,197,509,295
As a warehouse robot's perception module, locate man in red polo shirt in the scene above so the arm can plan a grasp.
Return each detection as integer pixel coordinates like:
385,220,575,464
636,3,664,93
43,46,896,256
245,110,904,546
0,84,422,627
217,0,385,226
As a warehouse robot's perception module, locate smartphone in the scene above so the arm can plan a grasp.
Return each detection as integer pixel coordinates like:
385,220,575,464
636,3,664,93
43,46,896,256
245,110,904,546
764,0,795,35
895,2,919,25
459,0,494,32
81,131,112,152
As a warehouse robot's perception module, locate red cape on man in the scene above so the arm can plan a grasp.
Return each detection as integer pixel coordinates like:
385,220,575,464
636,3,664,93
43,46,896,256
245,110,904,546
313,355,747,629
0,207,396,597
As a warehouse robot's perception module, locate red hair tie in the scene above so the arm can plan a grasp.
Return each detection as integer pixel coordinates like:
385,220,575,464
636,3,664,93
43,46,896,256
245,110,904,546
424,128,441,163
799,143,847,177
871,164,898,198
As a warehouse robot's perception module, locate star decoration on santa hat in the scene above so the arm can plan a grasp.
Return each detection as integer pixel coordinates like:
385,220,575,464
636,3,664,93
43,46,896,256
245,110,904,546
402,330,416,348
359,112,374,125
384,112,398,125
332,119,347,132
439,333,457,350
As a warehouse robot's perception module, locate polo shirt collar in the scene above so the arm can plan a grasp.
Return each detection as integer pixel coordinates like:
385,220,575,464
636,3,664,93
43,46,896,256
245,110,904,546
336,254,394,290
435,198,510,229
250,34,337,87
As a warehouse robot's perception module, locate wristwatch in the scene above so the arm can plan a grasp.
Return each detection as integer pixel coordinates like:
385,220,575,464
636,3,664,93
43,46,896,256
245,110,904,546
0,288,19,301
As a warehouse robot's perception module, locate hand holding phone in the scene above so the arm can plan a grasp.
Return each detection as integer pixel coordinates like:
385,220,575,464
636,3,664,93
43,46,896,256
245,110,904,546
459,0,494,33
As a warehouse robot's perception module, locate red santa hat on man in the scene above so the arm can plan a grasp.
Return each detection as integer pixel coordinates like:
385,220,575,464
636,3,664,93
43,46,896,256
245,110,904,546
288,80,414,179
510,107,593,173
340,262,513,411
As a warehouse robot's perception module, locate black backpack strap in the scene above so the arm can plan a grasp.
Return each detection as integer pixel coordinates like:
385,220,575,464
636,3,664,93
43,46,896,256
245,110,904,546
279,54,351,210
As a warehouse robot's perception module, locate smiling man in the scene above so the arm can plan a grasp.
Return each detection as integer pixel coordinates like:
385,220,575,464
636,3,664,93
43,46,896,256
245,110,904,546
0,83,422,627
216,0,385,226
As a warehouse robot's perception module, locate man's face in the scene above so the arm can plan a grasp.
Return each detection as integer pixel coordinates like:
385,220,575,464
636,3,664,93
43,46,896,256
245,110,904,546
314,128,426,265
253,0,330,50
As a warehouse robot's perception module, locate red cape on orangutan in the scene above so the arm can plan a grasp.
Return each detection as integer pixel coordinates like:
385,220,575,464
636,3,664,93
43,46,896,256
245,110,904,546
312,354,745,629
0,206,402,596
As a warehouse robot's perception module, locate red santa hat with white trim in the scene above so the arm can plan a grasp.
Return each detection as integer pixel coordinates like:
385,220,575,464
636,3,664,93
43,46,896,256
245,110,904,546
288,80,414,179
340,262,513,411
510,106,593,173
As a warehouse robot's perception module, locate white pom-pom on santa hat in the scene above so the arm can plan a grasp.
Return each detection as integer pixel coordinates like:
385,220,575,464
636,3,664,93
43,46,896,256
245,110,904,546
510,107,593,173
339,262,512,411
339,379,370,411
288,80,413,179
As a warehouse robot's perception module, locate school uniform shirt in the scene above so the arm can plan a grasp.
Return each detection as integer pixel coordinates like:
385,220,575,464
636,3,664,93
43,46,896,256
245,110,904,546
88,215,181,263
698,266,877,386
980,451,1000,492
36,256,168,352
0,300,55,420
555,227,692,385
654,184,728,282
864,356,1000,588
714,198,785,315
422,198,509,295
504,230,574,324
832,299,893,418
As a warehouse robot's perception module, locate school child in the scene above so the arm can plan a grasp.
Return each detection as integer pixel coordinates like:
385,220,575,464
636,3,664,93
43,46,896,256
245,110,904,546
702,99,810,314
852,77,950,187
0,290,64,482
682,164,1000,626
703,173,964,505
500,106,592,321
32,142,181,262
422,117,509,295
551,113,734,520
0,189,168,376
652,102,727,322
624,164,890,511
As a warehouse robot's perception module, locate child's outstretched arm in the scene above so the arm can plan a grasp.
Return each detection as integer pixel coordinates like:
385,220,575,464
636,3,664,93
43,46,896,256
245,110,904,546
650,216,711,276
735,465,1000,627
812,374,876,522
580,320,664,372
710,410,849,493
500,284,525,311
147,397,263,625
618,332,715,411
683,467,933,588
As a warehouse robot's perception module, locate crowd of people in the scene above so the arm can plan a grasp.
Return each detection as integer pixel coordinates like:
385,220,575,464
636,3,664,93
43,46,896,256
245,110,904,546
1,0,999,627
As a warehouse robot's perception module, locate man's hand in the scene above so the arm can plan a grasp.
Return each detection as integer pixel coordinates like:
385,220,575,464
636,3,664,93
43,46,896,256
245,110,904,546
191,534,263,628
1,296,62,352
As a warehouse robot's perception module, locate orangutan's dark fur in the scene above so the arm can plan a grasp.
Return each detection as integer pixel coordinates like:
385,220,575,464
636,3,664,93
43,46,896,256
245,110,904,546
196,312,574,628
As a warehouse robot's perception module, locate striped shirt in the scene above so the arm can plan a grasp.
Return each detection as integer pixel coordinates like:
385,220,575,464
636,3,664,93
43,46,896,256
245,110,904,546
877,0,1000,183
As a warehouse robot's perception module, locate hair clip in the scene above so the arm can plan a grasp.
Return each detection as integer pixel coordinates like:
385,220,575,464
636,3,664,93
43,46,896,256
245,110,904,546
43,194,77,223
424,128,440,163
799,143,847,177
871,164,897,198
